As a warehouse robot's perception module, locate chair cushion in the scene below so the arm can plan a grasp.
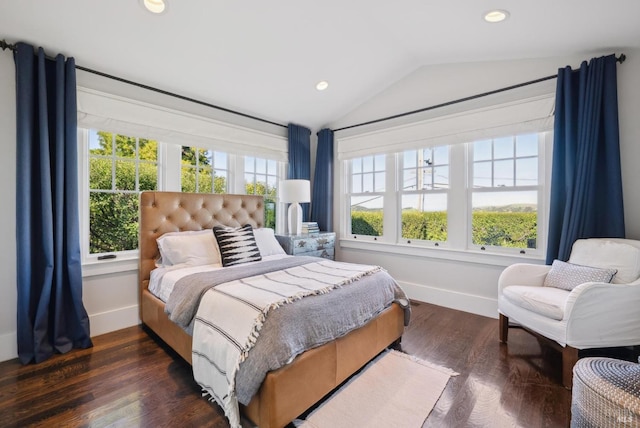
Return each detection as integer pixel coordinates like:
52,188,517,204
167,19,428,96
543,260,617,291
569,239,640,284
502,285,571,320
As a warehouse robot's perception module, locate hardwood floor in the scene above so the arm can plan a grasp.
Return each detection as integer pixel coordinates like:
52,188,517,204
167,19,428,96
3,301,631,427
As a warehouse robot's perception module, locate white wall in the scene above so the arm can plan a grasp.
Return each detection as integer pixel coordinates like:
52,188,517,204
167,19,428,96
0,53,144,360
75,72,289,340
1,50,638,361
330,51,640,318
0,54,288,362
618,51,640,239
0,53,17,362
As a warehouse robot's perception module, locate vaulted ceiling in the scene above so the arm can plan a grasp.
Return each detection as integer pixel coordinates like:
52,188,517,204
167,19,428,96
2,1,639,129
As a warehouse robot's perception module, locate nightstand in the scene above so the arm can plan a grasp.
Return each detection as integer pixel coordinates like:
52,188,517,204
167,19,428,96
275,232,336,260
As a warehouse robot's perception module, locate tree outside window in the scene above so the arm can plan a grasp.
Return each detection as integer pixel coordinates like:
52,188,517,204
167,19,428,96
88,130,158,254
470,133,539,250
401,146,449,243
349,155,385,237
181,147,228,193
245,156,278,229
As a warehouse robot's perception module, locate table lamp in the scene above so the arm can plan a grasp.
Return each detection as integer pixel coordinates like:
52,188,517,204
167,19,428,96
279,179,310,235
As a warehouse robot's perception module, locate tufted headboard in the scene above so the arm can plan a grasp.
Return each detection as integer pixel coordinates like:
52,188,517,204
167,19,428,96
138,191,265,296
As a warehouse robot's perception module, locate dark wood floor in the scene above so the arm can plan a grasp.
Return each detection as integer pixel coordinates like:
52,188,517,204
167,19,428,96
4,300,627,428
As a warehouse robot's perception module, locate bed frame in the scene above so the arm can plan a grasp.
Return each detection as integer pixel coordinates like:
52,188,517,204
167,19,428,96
139,191,404,428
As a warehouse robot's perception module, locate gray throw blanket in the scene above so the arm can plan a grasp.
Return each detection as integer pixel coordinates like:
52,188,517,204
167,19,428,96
165,257,411,406
165,256,320,330
235,269,409,404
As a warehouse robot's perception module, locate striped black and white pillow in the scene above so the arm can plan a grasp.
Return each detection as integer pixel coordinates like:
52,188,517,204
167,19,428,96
213,224,262,267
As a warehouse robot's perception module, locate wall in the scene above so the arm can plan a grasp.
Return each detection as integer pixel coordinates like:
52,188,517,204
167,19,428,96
330,51,640,318
1,50,638,362
0,54,150,361
0,53,17,362
0,53,288,362
76,72,289,341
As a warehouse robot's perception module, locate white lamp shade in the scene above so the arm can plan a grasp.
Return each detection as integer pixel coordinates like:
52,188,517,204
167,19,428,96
279,179,310,235
279,179,311,203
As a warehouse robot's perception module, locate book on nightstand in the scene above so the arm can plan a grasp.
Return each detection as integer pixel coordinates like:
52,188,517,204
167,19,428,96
301,221,320,234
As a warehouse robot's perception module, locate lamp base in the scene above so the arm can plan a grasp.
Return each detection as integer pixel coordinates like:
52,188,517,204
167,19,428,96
288,202,303,235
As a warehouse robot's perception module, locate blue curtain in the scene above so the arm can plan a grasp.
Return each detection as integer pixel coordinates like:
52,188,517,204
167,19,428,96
15,43,92,364
287,123,311,221
311,129,334,232
546,54,624,263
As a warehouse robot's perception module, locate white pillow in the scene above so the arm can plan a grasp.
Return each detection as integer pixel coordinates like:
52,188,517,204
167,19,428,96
543,260,617,291
253,228,286,257
568,239,640,284
156,230,221,267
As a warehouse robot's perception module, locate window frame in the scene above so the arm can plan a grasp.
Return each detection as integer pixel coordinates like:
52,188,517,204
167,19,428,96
346,154,388,240
243,156,279,198
466,132,548,256
76,88,290,274
398,145,451,247
338,131,552,261
79,130,287,270
78,128,169,266
180,147,230,194
242,156,284,231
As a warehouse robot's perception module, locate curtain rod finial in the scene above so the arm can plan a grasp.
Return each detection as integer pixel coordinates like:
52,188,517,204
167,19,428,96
0,39,16,52
617,53,626,64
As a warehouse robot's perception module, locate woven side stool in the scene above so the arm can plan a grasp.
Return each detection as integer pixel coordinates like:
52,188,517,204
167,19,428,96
571,357,640,427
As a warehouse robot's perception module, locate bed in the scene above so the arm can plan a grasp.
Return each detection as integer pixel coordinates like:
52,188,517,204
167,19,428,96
139,191,407,428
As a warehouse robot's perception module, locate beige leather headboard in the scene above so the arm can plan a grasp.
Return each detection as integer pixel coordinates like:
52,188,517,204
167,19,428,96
139,191,265,294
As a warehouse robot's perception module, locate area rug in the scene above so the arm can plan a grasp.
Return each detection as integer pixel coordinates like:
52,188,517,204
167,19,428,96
297,350,458,428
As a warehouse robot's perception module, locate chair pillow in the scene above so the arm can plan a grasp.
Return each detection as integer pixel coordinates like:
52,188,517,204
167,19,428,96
543,260,617,291
156,229,220,267
253,228,286,257
213,224,262,267
569,239,640,284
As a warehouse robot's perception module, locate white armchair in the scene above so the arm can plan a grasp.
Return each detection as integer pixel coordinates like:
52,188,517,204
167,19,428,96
498,238,640,388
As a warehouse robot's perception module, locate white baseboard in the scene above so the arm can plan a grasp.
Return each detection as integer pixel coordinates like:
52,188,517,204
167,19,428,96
0,331,17,362
89,304,140,337
1,287,495,363
399,280,498,319
0,305,140,363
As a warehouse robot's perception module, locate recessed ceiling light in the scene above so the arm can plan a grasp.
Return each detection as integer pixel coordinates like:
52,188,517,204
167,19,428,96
316,81,329,91
143,0,167,14
484,9,509,23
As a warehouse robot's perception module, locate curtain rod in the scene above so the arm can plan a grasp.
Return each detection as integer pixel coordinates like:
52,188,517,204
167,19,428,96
1,39,626,133
0,39,288,129
334,53,626,132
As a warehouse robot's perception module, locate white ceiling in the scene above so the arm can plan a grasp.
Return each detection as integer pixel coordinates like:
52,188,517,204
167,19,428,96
1,0,639,130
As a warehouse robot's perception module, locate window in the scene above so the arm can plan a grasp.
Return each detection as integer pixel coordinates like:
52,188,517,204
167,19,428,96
87,130,159,254
337,89,554,258
244,156,278,229
470,133,540,250
81,133,285,260
400,146,449,243
349,155,385,237
77,89,289,268
181,147,228,193
340,132,549,257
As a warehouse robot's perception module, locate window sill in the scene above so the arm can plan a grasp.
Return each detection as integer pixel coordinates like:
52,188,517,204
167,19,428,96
339,238,545,267
82,256,138,277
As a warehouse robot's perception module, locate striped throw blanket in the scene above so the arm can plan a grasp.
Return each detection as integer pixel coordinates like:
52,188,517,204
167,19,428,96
192,260,383,428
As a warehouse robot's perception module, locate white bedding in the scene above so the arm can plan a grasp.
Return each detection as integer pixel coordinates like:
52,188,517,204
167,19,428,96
154,254,410,428
189,259,386,428
148,254,291,302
